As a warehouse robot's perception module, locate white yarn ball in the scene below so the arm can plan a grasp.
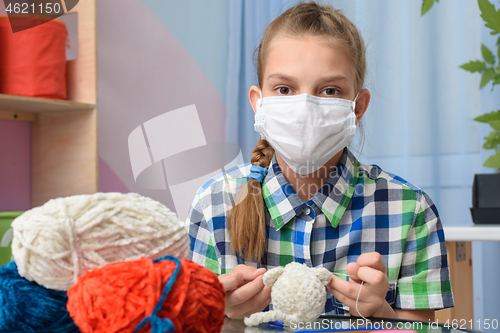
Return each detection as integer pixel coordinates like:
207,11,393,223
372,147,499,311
11,192,190,291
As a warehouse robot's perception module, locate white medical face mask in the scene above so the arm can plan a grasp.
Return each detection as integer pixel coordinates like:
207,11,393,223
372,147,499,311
254,91,357,175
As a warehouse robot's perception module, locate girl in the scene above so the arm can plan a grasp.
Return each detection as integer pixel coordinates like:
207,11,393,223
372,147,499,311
186,1,453,322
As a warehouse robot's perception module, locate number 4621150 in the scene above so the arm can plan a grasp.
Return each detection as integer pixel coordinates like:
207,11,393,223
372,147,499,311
443,319,499,330
6,2,62,15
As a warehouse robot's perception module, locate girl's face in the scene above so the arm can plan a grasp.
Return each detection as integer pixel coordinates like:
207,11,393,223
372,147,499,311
249,35,370,124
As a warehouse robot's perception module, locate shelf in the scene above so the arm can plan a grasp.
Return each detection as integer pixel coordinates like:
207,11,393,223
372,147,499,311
443,224,500,241
0,0,98,207
0,110,37,122
0,93,95,116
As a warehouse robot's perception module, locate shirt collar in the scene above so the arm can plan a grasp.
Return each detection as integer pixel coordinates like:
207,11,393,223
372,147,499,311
261,148,360,230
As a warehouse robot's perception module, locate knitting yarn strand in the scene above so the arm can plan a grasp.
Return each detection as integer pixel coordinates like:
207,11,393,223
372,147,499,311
134,256,181,333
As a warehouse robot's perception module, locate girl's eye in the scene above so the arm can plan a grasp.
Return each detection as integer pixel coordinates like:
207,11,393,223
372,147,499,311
277,87,292,95
321,88,340,96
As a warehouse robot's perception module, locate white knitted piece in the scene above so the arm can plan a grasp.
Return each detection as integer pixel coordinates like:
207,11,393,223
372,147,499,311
11,192,190,291
244,262,332,326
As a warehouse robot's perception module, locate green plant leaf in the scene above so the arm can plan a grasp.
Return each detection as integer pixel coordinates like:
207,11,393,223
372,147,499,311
478,0,500,35
482,131,500,149
421,0,437,16
490,120,500,130
480,68,496,88
482,44,495,64
494,74,500,85
474,110,500,123
460,60,486,72
483,151,500,169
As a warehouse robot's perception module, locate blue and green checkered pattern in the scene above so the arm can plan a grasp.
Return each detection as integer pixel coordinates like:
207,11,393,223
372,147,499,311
186,148,454,314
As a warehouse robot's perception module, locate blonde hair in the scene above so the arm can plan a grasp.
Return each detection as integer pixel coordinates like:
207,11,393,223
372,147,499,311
228,1,366,262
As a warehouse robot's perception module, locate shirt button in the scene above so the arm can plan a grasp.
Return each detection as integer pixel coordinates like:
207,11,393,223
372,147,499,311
305,207,311,215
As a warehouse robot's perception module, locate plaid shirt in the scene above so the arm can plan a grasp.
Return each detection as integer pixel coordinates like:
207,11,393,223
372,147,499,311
186,148,454,314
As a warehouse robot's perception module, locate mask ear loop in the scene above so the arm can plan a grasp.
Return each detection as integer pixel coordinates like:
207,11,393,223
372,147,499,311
257,89,265,139
352,92,360,113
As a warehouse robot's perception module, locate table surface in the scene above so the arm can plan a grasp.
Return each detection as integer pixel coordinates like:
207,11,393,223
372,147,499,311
442,224,500,242
221,316,482,333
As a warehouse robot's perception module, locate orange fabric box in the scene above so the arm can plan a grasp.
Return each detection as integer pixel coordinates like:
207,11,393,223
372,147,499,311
0,15,67,99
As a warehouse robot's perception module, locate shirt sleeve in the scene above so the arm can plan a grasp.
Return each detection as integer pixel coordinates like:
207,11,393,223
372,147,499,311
394,191,454,310
185,192,221,275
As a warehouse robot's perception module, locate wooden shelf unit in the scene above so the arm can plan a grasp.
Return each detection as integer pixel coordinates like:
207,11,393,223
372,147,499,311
0,0,98,207
0,94,96,122
0,93,95,114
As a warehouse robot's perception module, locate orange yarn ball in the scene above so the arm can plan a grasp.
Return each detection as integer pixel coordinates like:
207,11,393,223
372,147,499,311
66,257,226,333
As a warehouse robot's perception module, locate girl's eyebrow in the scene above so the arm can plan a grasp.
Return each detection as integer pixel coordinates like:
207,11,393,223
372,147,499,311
267,73,348,84
267,73,297,83
320,75,348,83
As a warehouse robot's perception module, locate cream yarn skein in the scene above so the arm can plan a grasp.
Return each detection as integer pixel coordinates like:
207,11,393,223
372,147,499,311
11,192,190,291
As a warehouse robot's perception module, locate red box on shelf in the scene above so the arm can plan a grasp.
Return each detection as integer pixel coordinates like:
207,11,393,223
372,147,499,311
0,15,68,99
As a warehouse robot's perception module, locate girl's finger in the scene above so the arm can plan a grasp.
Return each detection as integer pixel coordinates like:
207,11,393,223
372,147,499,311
329,282,373,318
328,273,362,300
249,267,268,280
229,265,267,282
242,287,272,318
356,266,389,288
346,262,362,282
227,274,266,306
356,252,387,274
219,272,244,292
328,286,356,310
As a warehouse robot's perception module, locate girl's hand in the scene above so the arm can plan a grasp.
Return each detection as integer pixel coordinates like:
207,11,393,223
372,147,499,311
327,252,395,318
218,265,271,319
